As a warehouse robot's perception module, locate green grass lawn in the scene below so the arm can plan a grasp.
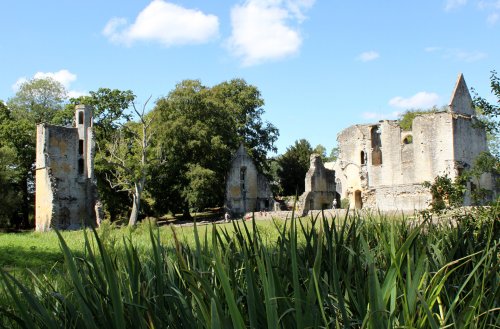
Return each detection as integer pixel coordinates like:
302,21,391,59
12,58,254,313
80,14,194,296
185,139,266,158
0,216,290,273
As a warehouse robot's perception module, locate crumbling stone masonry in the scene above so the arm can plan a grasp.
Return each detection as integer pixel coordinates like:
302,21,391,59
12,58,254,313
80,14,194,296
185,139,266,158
326,74,496,211
35,105,99,231
298,154,337,215
225,144,274,216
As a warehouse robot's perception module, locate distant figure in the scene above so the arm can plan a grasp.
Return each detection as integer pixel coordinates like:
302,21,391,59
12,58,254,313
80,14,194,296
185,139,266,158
224,212,230,223
332,199,337,209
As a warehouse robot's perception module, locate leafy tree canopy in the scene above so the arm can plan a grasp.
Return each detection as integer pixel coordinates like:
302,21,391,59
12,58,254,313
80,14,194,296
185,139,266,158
8,77,68,124
151,79,278,215
277,139,313,196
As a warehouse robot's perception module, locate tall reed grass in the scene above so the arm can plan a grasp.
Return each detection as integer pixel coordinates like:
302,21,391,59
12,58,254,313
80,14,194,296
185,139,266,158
1,206,499,328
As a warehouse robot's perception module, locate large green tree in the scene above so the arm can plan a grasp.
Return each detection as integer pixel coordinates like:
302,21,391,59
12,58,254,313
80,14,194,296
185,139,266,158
8,77,68,124
151,79,278,217
277,139,313,196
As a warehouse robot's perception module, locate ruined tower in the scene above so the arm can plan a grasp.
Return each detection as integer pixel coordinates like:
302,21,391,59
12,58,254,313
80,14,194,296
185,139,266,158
35,105,98,231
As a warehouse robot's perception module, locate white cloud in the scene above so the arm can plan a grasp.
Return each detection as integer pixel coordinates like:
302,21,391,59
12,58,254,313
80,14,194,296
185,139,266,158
227,0,314,66
361,111,401,121
450,49,487,62
487,11,499,23
445,0,467,11
33,69,76,89
389,92,440,109
450,1,500,24
12,70,86,98
356,51,380,62
424,46,441,52
102,0,219,47
425,47,487,62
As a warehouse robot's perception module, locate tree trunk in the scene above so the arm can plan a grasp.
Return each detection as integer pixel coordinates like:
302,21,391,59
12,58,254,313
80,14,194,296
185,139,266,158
128,180,144,226
128,195,140,226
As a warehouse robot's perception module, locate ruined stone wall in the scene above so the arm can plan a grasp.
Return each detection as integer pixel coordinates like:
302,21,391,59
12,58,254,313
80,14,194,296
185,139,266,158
412,112,455,182
35,124,54,231
225,145,273,215
331,74,496,211
299,154,336,214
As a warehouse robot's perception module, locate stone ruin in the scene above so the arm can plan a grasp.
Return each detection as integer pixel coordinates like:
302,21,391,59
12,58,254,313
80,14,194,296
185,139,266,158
225,144,274,216
35,105,100,231
323,73,497,211
298,154,337,215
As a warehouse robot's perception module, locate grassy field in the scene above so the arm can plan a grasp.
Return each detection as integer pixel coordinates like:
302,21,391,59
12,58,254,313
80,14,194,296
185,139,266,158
0,207,499,328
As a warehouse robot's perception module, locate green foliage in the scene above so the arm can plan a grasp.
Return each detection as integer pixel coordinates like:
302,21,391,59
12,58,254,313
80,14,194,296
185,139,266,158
313,144,327,161
150,79,278,216
463,151,499,204
183,164,219,211
340,198,350,209
70,88,135,142
472,70,500,157
472,70,500,135
399,108,438,131
7,77,67,124
277,139,313,196
0,146,22,226
329,146,339,162
1,208,499,328
423,174,467,212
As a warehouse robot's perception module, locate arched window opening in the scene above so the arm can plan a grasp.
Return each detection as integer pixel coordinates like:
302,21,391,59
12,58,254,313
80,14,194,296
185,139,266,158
78,111,84,125
403,135,413,144
360,151,365,165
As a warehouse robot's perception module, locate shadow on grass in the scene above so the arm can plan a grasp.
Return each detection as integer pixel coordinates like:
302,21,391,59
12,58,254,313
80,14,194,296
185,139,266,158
0,245,68,274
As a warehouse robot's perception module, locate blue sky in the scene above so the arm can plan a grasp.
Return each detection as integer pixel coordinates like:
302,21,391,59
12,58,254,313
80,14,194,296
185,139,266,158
1,0,499,155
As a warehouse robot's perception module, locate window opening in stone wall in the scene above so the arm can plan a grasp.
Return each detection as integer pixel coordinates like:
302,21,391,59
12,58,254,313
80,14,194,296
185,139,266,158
78,158,84,175
78,140,84,155
403,135,413,144
354,190,363,209
78,111,84,125
335,178,342,195
371,126,382,166
360,151,365,165
240,167,246,190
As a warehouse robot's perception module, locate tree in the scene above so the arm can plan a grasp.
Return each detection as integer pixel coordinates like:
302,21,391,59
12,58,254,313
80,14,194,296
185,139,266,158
313,144,327,162
99,97,158,226
0,144,22,227
277,139,313,196
329,147,339,162
472,70,500,158
464,151,499,204
208,79,279,171
151,79,279,217
8,78,68,124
